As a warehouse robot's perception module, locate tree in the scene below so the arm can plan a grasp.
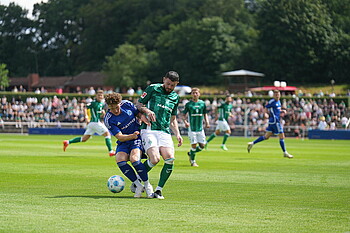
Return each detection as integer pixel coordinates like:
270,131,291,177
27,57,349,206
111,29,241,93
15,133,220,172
0,3,36,76
156,17,240,86
256,0,341,83
0,63,9,90
102,43,158,90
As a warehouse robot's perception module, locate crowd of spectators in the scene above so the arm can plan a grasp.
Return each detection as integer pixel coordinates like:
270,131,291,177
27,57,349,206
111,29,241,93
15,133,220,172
1,93,349,136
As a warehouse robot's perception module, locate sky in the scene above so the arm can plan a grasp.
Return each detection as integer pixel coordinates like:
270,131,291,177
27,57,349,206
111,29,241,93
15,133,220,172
1,0,48,15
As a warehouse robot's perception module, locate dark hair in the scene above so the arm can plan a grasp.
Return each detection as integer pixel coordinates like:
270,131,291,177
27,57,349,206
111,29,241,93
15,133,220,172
164,71,180,82
105,92,122,105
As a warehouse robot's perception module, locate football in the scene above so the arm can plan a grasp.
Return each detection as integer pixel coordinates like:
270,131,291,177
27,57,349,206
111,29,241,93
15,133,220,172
107,175,125,193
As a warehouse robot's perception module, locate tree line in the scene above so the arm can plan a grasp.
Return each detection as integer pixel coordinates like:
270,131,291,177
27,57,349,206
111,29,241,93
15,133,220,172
0,0,349,89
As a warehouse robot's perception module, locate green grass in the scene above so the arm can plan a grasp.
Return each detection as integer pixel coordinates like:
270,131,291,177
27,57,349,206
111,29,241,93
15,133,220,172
0,134,349,232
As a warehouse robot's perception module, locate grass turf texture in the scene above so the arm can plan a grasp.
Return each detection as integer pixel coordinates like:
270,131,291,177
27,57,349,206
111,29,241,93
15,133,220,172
0,134,349,232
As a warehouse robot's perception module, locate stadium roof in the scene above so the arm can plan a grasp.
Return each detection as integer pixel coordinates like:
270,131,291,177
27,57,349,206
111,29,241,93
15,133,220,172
222,69,265,77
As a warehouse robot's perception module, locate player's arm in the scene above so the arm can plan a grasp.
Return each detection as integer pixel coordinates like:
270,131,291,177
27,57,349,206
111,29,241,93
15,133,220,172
135,102,156,122
204,113,210,128
136,112,151,126
84,108,90,123
114,131,140,142
170,115,183,147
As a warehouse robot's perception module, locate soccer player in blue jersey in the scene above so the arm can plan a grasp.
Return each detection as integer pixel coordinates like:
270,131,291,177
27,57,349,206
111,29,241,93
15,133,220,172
104,92,154,198
247,90,294,158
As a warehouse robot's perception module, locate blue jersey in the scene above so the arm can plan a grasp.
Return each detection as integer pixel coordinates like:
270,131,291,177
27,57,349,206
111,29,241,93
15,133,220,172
104,100,140,139
265,98,281,124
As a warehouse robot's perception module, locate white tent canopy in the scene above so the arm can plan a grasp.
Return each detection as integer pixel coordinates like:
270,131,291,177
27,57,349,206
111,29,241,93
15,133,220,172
222,69,265,77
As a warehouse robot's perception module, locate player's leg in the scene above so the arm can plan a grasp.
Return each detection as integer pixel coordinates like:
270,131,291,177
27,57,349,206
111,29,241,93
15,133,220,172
63,134,90,151
187,130,199,166
205,128,219,149
247,127,273,153
130,147,154,198
141,130,160,172
278,126,293,158
188,144,198,167
153,132,175,199
116,151,143,197
221,129,231,151
102,131,115,156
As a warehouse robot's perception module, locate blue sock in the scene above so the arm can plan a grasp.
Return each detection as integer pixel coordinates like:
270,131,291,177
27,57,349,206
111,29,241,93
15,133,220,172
279,139,286,152
117,161,137,182
253,136,265,144
132,160,148,182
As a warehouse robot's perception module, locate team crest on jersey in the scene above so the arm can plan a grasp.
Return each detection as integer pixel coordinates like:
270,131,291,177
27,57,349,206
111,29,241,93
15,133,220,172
126,110,132,116
141,92,147,98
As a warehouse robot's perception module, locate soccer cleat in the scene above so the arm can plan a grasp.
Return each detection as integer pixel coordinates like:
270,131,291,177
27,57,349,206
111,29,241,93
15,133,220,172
283,152,294,159
153,190,164,200
221,145,228,151
130,178,144,193
109,150,116,157
247,142,254,153
63,140,69,152
191,162,199,167
134,184,144,198
144,183,154,198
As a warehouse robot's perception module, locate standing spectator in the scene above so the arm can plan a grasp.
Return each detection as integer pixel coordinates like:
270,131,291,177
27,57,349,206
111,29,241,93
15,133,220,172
127,87,135,96
135,87,143,95
88,87,96,95
317,116,328,130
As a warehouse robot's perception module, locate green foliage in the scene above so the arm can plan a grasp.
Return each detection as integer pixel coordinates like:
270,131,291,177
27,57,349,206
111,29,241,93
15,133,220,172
156,17,240,85
0,63,9,90
102,43,158,89
256,0,340,83
0,135,349,232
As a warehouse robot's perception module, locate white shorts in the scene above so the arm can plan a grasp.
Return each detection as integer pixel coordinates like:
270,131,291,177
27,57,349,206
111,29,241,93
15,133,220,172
84,122,108,136
188,129,206,145
215,120,230,132
140,129,174,152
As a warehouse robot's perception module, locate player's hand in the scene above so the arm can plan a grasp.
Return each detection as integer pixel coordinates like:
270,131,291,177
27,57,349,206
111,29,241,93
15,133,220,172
146,110,156,122
177,135,183,147
184,122,190,128
132,131,139,139
140,114,151,126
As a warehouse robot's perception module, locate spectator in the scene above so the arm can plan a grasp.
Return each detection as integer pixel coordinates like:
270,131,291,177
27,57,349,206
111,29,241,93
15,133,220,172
317,116,328,130
127,87,135,96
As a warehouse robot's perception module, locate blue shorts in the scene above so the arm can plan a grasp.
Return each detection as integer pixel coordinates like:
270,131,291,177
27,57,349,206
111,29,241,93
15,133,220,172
266,123,284,135
116,137,143,155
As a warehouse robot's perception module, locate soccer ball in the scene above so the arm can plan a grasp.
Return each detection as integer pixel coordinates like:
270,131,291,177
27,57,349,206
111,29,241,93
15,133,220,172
107,175,125,193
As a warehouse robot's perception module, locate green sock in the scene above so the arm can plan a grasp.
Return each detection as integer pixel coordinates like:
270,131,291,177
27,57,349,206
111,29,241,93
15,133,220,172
158,163,173,188
69,137,81,144
143,160,153,172
189,150,196,160
195,146,203,152
105,137,112,151
207,133,216,143
223,134,229,144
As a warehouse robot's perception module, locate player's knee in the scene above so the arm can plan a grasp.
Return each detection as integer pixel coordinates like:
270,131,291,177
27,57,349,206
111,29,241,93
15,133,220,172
164,157,175,164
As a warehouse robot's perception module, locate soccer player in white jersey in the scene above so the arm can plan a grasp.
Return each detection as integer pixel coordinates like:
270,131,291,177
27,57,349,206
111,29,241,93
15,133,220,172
136,71,183,199
247,90,294,158
183,88,210,167
104,93,153,198
63,90,115,156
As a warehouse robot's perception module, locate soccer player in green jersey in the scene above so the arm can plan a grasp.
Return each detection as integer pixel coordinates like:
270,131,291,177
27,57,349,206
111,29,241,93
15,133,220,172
136,71,183,199
206,95,233,151
63,90,115,156
183,88,210,167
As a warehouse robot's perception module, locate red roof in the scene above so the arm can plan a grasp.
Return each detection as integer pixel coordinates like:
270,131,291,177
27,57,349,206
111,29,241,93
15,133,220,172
250,86,297,92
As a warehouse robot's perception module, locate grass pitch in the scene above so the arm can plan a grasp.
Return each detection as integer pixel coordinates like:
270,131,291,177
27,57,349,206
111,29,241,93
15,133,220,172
0,134,349,232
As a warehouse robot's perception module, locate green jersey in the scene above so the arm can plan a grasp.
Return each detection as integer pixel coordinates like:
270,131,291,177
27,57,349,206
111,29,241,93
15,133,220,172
218,102,233,121
183,100,207,132
86,100,104,122
138,83,180,134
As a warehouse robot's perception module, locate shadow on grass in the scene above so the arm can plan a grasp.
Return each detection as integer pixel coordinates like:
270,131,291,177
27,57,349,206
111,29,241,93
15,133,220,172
47,195,135,199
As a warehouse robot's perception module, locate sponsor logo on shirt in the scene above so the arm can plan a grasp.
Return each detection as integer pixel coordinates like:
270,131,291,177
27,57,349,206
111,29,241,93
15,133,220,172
157,103,172,111
141,92,147,98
